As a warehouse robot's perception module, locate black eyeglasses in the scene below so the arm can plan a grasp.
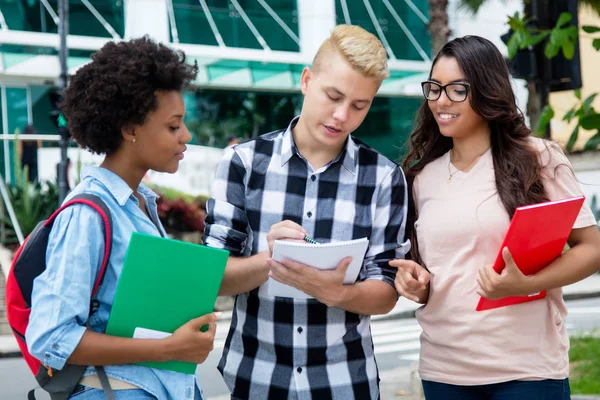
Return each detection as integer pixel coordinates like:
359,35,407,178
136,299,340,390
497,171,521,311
421,81,470,102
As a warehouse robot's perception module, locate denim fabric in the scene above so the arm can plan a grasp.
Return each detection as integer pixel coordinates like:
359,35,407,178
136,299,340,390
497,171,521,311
26,166,201,399
422,378,571,400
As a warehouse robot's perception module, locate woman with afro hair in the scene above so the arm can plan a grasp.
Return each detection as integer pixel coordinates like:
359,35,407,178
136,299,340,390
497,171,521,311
25,37,217,399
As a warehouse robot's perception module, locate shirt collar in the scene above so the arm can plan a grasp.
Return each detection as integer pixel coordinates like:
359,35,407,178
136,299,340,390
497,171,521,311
280,116,358,174
81,166,159,206
280,116,300,166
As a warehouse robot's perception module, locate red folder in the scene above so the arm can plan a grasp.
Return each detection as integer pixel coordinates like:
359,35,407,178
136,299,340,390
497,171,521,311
476,196,585,311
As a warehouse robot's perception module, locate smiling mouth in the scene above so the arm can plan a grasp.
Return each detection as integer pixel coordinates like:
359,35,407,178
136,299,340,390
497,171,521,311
438,113,459,120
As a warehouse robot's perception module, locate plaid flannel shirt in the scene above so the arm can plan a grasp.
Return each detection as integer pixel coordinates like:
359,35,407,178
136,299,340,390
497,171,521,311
204,117,409,400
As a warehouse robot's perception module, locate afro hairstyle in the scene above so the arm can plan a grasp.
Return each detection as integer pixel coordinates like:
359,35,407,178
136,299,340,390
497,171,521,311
61,36,198,155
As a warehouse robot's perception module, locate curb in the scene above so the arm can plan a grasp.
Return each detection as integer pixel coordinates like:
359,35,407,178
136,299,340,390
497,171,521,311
563,292,600,302
0,350,21,359
373,291,600,322
572,396,600,400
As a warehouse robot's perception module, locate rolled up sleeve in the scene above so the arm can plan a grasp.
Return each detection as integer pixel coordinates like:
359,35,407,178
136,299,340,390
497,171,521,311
362,165,410,288
25,206,104,370
204,148,250,256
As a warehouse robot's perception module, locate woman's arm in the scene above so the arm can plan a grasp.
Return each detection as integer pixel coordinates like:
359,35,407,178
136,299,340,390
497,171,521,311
529,225,600,292
68,313,218,366
478,225,600,299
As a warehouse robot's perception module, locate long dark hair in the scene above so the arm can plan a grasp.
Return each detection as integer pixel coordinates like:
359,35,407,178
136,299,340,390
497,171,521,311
403,36,548,262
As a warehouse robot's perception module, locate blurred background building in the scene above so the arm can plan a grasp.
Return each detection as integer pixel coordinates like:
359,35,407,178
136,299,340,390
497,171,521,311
0,0,434,183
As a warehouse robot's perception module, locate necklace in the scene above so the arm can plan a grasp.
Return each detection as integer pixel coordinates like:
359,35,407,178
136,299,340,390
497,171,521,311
447,147,490,183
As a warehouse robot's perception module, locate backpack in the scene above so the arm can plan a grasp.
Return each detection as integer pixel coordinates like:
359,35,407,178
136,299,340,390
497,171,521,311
5,193,115,400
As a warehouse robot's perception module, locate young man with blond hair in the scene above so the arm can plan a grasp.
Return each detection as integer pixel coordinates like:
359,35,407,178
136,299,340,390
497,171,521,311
204,24,409,399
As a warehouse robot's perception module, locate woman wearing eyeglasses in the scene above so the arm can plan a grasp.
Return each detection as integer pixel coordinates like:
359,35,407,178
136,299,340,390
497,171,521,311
390,35,600,400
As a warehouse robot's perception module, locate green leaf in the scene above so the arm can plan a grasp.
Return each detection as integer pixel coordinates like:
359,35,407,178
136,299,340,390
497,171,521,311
563,107,577,122
575,88,582,100
545,42,560,58
536,105,555,134
565,25,579,39
562,41,575,59
507,12,527,31
550,28,569,47
566,125,579,152
513,29,531,49
531,32,549,47
593,38,600,51
507,34,520,59
583,25,600,33
556,12,572,28
583,93,598,111
580,113,600,130
583,131,600,150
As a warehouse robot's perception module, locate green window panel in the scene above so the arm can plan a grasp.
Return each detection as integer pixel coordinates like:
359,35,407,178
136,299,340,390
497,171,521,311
1,87,29,183
335,0,431,62
2,52,37,69
30,85,55,135
172,0,299,51
0,88,3,179
0,0,124,37
6,87,28,135
353,96,422,161
183,87,421,162
0,0,28,30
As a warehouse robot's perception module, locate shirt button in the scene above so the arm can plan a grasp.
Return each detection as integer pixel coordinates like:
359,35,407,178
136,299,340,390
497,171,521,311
307,211,312,218
51,344,59,350
297,367,303,374
310,175,316,181
297,327,303,334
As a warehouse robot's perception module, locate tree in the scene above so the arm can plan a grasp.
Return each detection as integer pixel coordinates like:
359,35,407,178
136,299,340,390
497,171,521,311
428,0,451,54
459,0,600,150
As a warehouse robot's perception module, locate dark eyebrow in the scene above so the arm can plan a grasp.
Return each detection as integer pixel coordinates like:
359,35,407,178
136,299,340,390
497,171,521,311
429,78,468,84
325,87,371,104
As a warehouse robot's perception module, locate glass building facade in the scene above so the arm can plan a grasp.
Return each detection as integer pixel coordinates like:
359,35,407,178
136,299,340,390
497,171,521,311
0,0,430,179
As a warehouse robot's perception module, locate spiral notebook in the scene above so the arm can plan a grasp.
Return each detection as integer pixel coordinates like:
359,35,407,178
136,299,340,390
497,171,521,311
267,237,369,299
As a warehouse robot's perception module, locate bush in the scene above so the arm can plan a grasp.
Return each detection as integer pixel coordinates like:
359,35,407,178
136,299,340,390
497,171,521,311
0,168,59,248
155,191,207,235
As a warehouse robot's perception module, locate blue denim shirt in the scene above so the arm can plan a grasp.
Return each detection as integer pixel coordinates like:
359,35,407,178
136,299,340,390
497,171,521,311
25,166,200,399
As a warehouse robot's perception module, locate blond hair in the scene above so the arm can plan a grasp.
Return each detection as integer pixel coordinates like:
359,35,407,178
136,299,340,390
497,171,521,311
312,24,389,81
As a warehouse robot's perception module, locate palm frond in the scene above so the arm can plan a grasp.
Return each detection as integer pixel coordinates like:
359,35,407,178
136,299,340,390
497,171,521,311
457,0,489,15
580,0,600,16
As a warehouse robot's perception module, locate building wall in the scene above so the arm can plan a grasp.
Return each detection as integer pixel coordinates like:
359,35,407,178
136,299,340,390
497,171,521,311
549,7,600,150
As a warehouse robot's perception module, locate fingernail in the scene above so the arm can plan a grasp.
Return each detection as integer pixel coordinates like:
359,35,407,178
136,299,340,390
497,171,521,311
214,312,223,319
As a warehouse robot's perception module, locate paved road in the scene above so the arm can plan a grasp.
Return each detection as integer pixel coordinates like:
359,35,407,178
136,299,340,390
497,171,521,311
2,299,600,399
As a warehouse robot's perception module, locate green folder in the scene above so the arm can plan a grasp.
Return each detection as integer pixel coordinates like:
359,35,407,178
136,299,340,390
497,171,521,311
104,232,229,374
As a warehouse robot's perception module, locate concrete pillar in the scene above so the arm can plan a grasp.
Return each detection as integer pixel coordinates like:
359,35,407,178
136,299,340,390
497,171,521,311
297,0,336,58
124,0,169,42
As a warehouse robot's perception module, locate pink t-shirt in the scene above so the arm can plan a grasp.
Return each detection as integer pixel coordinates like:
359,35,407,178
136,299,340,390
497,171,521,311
414,137,597,385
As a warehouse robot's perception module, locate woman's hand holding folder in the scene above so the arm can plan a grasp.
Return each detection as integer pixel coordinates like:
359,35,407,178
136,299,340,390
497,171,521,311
477,247,532,300
162,312,221,364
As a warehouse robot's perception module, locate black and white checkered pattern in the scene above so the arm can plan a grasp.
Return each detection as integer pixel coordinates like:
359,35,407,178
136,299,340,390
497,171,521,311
204,117,409,400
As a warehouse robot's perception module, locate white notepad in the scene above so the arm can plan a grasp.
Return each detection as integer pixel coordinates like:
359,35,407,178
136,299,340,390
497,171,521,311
268,237,369,299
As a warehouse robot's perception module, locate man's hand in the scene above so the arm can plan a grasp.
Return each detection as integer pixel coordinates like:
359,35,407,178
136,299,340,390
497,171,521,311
267,257,352,307
389,259,430,303
477,247,534,300
266,220,307,255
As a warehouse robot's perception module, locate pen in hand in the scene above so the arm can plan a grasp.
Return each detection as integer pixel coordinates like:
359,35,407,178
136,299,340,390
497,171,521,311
303,235,319,244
